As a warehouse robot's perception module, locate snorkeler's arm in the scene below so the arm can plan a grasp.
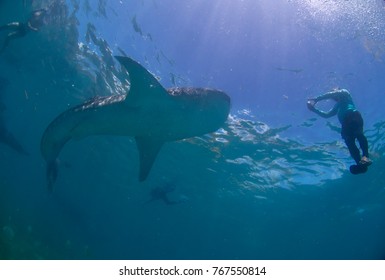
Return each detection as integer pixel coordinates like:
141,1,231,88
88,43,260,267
27,22,39,31
311,102,339,118
0,22,22,31
313,89,349,102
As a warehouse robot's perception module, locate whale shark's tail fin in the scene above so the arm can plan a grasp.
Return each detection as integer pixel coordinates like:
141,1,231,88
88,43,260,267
47,159,59,192
0,130,29,156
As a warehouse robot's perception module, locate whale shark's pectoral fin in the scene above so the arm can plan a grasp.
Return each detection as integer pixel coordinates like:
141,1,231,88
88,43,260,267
135,136,164,181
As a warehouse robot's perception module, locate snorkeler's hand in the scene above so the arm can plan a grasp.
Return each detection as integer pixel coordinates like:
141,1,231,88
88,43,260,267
307,99,316,111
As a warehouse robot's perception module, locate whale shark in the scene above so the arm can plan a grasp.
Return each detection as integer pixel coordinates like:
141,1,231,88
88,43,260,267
41,56,230,190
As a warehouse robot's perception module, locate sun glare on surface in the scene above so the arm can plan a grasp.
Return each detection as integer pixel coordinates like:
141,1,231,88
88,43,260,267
295,0,385,52
300,0,342,19
297,0,382,23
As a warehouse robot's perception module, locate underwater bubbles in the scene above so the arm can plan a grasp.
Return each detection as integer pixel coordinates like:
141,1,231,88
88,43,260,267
294,0,385,45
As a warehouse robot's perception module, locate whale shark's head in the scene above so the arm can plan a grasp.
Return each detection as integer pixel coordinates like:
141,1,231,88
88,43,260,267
167,87,230,135
200,88,231,129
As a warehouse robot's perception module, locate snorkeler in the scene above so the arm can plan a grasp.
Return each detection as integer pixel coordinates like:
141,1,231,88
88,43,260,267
0,8,47,54
307,88,372,173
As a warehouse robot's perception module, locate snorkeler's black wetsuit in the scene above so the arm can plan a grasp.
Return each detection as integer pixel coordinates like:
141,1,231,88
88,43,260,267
308,89,370,165
341,110,368,164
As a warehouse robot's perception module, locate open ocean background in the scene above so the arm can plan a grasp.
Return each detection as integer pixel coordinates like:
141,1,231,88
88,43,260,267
0,0,384,259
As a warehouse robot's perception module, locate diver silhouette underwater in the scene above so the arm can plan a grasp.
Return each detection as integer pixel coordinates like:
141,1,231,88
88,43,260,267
146,183,180,205
0,8,47,54
307,88,372,174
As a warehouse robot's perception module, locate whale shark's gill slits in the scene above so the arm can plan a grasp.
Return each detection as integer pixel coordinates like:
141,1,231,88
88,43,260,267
73,94,126,112
42,95,127,145
167,87,208,97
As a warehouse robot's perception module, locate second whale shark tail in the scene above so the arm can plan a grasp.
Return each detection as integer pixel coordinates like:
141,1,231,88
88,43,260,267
47,159,59,192
0,128,29,156
41,114,72,191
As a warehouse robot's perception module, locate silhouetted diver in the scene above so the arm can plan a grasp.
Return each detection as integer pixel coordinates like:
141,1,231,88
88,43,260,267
0,8,47,54
147,183,180,205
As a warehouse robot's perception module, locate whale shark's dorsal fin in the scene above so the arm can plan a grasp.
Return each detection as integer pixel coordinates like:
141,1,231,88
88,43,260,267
116,56,168,181
135,136,164,181
115,56,169,105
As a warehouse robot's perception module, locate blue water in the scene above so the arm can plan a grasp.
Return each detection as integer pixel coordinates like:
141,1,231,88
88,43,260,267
0,0,384,259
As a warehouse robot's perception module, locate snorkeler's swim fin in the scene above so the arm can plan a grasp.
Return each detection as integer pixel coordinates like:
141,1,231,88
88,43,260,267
349,164,368,175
